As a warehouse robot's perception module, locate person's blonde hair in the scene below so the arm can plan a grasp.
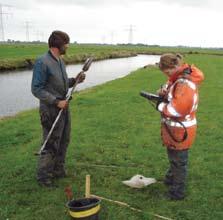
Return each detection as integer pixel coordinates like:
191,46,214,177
159,53,183,70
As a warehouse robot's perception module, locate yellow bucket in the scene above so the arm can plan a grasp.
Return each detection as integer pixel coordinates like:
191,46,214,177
67,197,101,220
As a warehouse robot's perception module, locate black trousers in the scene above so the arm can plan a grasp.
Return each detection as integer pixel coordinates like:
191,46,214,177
37,103,71,181
166,148,189,197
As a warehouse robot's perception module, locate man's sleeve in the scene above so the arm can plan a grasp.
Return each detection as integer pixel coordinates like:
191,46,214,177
31,59,57,105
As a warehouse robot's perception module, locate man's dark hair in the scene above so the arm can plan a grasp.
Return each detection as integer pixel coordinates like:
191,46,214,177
48,30,70,49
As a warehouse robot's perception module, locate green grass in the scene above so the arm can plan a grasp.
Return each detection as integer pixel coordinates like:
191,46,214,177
0,54,223,220
1,43,223,71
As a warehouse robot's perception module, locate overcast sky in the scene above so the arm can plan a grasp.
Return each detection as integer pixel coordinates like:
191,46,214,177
1,0,223,47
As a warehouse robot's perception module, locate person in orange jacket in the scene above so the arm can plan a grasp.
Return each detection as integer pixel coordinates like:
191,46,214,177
156,53,204,200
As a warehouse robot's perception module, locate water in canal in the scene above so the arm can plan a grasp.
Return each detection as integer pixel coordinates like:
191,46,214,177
0,55,160,117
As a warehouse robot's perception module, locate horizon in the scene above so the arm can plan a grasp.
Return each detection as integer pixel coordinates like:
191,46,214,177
1,41,223,50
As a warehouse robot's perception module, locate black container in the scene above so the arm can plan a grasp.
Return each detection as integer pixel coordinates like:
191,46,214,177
67,197,101,220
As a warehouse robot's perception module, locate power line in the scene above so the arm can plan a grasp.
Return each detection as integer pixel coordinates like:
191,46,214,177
124,24,136,44
0,3,12,41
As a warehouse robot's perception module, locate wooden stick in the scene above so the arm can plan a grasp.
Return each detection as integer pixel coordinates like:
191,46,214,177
85,175,91,198
91,194,174,220
76,162,151,170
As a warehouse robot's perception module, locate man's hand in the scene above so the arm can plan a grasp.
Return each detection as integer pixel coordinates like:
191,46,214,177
76,72,86,84
57,100,69,109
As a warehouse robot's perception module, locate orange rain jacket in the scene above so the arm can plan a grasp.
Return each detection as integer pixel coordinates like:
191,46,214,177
157,64,204,150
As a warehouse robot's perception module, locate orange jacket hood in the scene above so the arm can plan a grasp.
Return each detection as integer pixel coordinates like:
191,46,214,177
169,64,204,85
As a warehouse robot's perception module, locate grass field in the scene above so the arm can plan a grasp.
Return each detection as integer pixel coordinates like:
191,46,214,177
0,43,223,71
0,53,223,220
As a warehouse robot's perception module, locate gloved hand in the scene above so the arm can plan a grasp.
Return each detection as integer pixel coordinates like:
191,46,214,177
157,84,167,97
75,72,86,84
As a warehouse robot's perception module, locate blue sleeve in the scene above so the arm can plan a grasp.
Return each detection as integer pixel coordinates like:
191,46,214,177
31,59,57,104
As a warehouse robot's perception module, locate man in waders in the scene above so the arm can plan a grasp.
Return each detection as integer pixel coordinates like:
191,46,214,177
31,31,85,187
156,53,204,200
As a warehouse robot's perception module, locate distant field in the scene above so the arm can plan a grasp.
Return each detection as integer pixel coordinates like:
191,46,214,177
0,53,222,219
0,43,223,71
